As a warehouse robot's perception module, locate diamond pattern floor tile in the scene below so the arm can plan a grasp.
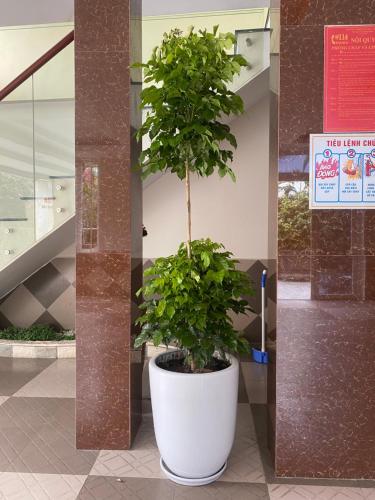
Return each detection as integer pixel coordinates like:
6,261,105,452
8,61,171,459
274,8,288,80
90,416,164,479
0,358,54,396
268,484,375,499
0,397,98,474
14,360,75,398
90,404,265,484
241,362,267,404
0,398,8,407
78,476,269,500
221,404,265,483
0,472,86,500
174,481,269,499
78,476,175,499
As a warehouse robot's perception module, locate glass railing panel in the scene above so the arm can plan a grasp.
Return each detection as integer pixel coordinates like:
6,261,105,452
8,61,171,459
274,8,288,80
231,29,270,93
0,78,36,269
32,42,75,241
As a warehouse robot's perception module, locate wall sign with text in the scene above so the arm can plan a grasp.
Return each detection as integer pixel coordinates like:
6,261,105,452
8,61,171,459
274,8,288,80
309,134,375,209
324,25,375,133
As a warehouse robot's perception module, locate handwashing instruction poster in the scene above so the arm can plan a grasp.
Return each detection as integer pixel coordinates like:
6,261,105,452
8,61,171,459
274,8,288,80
309,134,375,209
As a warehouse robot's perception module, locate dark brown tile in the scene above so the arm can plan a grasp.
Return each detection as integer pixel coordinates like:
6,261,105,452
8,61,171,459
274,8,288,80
0,311,12,329
279,25,324,157
0,397,98,474
311,256,365,300
244,316,262,344
75,0,130,52
0,358,54,396
281,0,375,27
275,0,375,481
364,212,375,255
32,311,63,331
276,303,375,478
75,51,130,147
366,256,375,300
23,263,70,308
311,211,352,256
76,252,131,300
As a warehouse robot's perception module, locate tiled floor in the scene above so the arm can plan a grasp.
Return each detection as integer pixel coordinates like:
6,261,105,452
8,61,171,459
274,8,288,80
0,358,374,499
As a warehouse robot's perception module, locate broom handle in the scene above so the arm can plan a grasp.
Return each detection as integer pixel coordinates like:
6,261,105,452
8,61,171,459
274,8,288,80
261,270,267,353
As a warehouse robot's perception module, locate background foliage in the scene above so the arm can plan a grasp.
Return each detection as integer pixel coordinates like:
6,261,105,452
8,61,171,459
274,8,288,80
278,183,311,251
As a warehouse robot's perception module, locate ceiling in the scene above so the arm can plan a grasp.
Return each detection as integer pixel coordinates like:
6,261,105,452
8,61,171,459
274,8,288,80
0,0,268,27
0,0,74,27
142,0,269,16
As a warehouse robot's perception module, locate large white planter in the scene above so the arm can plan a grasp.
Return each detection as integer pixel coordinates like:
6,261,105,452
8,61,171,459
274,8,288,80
149,350,239,486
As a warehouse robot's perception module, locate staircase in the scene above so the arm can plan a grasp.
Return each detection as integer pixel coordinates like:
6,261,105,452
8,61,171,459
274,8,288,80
0,16,270,301
0,30,75,298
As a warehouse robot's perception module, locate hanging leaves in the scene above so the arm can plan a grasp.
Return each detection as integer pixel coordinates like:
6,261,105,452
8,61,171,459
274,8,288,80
135,27,248,181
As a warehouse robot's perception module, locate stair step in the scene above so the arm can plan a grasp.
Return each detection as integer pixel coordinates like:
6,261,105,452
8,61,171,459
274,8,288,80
48,175,75,179
20,196,56,201
0,218,28,221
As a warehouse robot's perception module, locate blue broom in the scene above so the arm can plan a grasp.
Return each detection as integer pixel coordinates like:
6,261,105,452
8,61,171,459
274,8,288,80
251,270,268,364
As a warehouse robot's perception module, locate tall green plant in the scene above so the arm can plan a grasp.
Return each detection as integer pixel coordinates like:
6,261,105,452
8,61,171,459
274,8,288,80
134,27,253,372
135,26,247,256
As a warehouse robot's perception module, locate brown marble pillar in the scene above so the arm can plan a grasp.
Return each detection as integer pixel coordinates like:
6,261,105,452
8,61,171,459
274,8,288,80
75,0,143,449
273,0,375,478
267,1,280,465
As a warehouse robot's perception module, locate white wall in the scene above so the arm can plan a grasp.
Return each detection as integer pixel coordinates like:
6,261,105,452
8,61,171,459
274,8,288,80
0,23,74,99
143,95,270,260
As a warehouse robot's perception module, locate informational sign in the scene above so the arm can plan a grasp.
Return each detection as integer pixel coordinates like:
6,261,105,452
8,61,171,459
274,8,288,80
324,25,375,133
310,134,375,209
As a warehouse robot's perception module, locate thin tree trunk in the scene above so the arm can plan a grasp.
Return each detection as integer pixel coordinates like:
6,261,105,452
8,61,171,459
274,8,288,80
185,161,192,258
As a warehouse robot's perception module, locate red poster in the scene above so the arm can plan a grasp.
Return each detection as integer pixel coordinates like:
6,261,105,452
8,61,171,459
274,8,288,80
324,25,375,133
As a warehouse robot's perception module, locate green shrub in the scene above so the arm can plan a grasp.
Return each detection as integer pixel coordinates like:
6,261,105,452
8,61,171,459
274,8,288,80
278,184,311,251
135,239,253,371
0,325,75,341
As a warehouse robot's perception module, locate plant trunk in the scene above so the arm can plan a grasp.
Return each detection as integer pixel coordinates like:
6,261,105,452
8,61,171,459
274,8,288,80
185,161,192,258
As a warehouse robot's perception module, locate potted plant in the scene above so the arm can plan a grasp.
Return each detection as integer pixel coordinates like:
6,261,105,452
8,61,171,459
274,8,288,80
134,27,253,486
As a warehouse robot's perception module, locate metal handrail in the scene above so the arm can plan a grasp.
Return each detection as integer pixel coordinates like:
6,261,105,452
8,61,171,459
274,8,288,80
0,30,74,102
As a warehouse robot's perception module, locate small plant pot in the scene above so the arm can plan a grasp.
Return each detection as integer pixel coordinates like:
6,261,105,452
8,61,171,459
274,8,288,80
149,350,239,486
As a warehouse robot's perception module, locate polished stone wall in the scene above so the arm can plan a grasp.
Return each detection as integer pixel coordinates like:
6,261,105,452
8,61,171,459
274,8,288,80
272,0,375,478
75,0,143,449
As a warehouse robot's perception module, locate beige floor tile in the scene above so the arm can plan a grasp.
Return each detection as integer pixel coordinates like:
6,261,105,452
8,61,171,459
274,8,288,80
221,404,265,483
90,417,164,479
91,404,265,484
241,362,267,403
0,397,97,474
0,358,54,396
0,398,8,407
78,476,269,500
14,359,75,398
0,472,86,500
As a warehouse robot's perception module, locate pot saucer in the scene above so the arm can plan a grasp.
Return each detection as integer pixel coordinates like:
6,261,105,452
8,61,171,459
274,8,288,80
160,458,227,486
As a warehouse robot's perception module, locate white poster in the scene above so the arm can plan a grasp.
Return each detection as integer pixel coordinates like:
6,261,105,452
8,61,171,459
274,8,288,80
310,134,375,209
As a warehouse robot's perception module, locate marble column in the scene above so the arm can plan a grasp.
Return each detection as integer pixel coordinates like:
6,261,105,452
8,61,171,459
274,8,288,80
272,0,375,478
75,0,143,449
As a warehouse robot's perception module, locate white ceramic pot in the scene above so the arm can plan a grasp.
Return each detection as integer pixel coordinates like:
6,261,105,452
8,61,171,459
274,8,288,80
149,350,239,486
